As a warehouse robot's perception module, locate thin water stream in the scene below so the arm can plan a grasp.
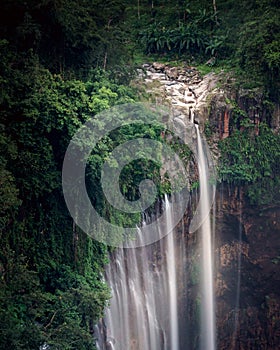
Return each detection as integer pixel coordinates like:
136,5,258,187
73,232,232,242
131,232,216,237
196,124,216,350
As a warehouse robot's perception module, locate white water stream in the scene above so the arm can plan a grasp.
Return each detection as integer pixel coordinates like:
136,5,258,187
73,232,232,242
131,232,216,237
95,137,216,349
95,64,216,350
95,197,179,350
196,124,216,350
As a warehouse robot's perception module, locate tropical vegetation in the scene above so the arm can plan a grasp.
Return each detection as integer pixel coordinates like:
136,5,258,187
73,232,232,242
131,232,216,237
0,0,279,348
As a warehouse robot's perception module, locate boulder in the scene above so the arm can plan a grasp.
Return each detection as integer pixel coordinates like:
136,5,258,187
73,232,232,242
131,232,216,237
152,62,166,72
165,67,179,80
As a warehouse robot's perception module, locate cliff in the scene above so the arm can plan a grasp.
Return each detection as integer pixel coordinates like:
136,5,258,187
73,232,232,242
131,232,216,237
138,63,280,349
215,186,280,349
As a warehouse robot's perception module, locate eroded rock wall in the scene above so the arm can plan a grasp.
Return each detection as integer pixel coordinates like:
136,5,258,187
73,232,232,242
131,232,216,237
136,63,280,349
215,186,280,350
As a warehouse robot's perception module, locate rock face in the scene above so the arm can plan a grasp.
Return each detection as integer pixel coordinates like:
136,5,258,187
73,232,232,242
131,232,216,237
138,62,279,136
138,62,219,128
215,187,280,350
176,186,280,350
136,63,280,349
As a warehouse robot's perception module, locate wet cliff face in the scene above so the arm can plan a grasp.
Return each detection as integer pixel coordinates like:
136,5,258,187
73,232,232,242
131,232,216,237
136,63,280,348
207,84,280,349
187,75,280,348
214,186,280,350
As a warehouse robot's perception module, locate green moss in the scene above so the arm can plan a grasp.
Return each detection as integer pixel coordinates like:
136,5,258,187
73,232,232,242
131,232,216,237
219,123,280,205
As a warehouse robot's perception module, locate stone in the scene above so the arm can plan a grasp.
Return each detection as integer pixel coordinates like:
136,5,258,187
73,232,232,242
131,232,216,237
178,86,185,95
165,67,179,80
165,81,177,86
150,73,165,80
178,75,187,82
152,62,165,72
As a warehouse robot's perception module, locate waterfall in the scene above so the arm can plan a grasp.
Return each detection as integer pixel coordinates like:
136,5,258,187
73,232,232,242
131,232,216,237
95,196,180,350
195,124,216,350
165,198,179,350
95,127,216,350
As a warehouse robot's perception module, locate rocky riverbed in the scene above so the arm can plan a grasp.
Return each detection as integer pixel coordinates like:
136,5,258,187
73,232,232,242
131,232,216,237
137,62,219,126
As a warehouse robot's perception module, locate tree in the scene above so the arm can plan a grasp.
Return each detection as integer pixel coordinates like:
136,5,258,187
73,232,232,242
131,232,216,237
212,0,218,25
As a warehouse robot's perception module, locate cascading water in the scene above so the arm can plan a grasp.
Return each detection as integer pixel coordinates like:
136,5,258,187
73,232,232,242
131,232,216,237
195,124,216,350
94,66,217,348
166,199,179,350
95,196,180,350
95,129,217,350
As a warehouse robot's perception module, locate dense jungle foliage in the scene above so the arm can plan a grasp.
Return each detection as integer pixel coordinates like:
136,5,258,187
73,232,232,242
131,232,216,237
0,0,279,349
219,123,280,205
